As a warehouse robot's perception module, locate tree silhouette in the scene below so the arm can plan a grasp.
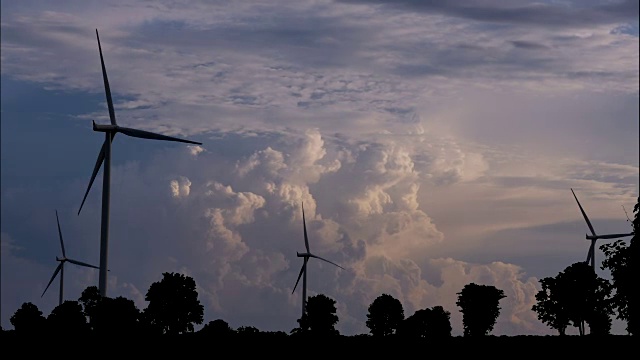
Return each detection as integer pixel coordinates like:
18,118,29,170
47,300,90,334
94,296,142,335
562,262,613,335
200,319,235,337
10,302,46,334
305,294,340,336
533,262,613,336
366,293,404,337
143,272,204,335
399,306,452,338
79,285,102,330
601,196,639,335
532,276,570,335
456,283,506,337
291,313,310,335
237,325,260,337
427,305,453,338
78,285,141,335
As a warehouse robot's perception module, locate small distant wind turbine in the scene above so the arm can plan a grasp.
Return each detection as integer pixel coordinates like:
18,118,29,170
77,29,202,297
570,188,634,271
622,205,632,228
42,210,100,306
292,202,344,320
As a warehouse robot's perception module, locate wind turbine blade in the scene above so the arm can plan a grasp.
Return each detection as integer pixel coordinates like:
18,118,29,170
571,188,597,237
309,254,345,270
78,137,111,215
96,29,117,126
292,260,307,294
55,210,66,258
302,202,310,253
596,232,635,240
585,241,594,264
66,258,100,270
117,126,202,145
41,263,63,298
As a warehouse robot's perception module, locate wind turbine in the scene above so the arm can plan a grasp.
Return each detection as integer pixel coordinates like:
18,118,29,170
78,29,202,297
42,210,100,306
570,188,634,271
292,202,344,321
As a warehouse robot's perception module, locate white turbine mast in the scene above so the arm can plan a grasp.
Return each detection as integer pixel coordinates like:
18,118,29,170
77,29,202,297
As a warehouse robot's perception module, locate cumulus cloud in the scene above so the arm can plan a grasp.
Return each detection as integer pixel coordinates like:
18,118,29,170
4,119,635,334
170,176,191,198
188,145,205,156
57,130,561,334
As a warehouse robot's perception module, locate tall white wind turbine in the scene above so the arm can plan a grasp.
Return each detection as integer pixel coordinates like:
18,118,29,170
292,202,344,320
78,29,202,297
42,210,100,306
570,188,634,271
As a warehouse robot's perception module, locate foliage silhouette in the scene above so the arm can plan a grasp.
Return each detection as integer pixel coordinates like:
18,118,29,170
456,283,506,337
10,302,46,334
305,294,340,336
79,285,102,330
96,296,142,335
561,262,613,335
143,272,204,335
291,311,310,335
236,325,260,337
79,285,142,334
47,300,89,334
199,319,235,337
532,276,570,335
533,262,613,336
600,195,639,335
366,293,404,337
398,306,452,338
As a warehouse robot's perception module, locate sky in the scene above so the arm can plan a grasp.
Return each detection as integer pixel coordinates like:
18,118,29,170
1,0,638,336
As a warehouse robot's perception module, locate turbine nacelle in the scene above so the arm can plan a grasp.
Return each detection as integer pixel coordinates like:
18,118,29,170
92,121,117,132
297,252,310,258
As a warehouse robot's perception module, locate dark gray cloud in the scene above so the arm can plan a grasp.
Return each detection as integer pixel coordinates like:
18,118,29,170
509,40,548,50
337,0,639,28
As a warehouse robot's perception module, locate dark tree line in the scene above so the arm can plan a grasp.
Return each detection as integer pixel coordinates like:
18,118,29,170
8,272,203,337
5,272,507,339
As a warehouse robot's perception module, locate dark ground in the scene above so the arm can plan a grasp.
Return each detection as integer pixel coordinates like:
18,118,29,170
1,332,635,356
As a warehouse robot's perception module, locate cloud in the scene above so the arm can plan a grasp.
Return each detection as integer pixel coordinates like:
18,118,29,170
0,0,636,144
5,128,560,334
170,176,191,198
1,0,637,336
338,0,639,28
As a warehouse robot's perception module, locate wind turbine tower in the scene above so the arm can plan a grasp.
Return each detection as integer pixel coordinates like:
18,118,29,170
570,188,634,271
42,210,100,306
292,202,344,320
78,30,202,297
